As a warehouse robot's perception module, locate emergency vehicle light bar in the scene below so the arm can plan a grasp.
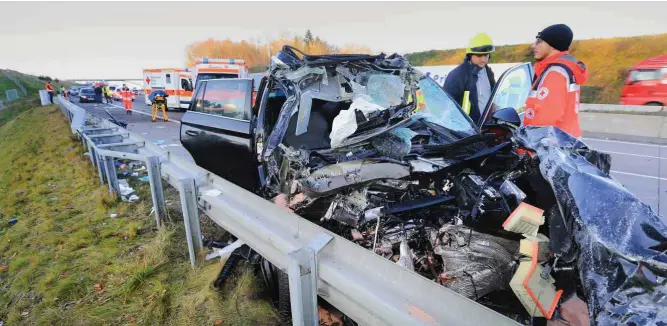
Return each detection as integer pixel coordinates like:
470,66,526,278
197,58,245,65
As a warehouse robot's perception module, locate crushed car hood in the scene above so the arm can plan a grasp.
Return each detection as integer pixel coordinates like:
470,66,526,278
516,126,667,324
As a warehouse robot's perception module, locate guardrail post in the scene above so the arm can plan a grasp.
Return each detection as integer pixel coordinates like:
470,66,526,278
178,178,203,267
95,151,106,185
146,156,167,227
287,233,333,326
102,156,119,196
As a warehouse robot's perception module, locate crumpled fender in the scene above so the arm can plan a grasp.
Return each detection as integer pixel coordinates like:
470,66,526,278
515,126,667,325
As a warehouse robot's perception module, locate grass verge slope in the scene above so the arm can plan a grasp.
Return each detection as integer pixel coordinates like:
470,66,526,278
0,106,278,325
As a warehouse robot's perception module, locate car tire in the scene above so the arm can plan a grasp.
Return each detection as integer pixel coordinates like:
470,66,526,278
277,269,292,325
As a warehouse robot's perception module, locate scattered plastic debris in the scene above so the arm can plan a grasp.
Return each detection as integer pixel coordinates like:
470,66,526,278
206,239,245,261
153,140,166,146
8,217,18,225
118,180,135,196
120,164,128,169
135,166,147,172
128,195,140,203
110,213,118,218
138,176,150,182
131,172,139,177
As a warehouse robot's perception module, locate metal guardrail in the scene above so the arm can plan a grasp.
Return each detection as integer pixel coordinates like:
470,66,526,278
55,96,517,326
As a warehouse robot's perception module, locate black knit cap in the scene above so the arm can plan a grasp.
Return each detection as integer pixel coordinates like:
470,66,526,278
536,24,573,51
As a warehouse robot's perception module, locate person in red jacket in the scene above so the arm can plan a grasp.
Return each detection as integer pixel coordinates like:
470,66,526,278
523,24,588,138
45,81,54,104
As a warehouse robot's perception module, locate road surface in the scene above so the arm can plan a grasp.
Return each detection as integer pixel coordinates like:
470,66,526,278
72,96,667,219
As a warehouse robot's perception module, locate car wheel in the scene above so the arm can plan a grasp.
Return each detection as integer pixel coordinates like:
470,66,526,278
645,102,664,106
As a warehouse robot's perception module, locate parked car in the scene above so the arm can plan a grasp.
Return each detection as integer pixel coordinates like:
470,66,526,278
78,88,96,103
68,87,80,97
620,54,667,106
180,46,667,325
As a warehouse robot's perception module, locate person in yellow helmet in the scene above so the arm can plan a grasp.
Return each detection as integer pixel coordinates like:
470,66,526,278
443,33,497,124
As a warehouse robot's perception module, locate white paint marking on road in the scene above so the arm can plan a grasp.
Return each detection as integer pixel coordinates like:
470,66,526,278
107,103,181,124
603,150,667,160
583,137,667,148
611,170,667,181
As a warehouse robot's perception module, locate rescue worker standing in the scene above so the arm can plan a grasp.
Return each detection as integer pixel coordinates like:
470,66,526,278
148,89,169,122
523,24,588,138
60,86,69,101
444,33,496,123
45,81,54,104
120,84,133,115
104,84,113,104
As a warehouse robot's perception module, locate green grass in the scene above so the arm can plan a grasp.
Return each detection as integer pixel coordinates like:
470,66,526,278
0,106,278,325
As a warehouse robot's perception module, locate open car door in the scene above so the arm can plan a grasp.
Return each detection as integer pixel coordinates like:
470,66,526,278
478,62,534,127
180,78,258,190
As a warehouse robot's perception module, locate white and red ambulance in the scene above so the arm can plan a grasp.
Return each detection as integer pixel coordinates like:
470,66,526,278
143,68,194,111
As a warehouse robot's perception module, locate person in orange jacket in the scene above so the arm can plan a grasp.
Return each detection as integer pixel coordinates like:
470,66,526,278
45,81,54,104
523,24,588,138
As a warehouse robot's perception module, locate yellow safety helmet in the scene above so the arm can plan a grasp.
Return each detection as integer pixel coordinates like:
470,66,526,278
466,33,495,54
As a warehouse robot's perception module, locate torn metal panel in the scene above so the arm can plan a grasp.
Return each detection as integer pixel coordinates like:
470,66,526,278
301,159,410,197
516,126,667,324
295,73,354,136
322,189,369,227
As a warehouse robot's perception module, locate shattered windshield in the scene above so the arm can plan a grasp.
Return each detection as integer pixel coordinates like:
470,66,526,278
414,76,478,136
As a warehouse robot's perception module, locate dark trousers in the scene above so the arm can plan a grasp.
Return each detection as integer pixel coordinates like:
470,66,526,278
48,92,54,104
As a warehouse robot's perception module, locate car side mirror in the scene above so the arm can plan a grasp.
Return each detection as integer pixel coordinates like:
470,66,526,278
488,107,521,128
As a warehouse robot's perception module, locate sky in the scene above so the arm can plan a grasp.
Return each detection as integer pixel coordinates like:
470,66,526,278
1,1,666,80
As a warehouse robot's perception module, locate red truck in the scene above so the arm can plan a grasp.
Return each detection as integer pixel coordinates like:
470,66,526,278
620,54,667,106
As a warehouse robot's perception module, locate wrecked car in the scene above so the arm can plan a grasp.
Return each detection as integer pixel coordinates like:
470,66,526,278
180,46,667,325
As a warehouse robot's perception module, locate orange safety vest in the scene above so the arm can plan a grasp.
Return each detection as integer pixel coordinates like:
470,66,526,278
46,83,54,93
120,88,133,101
523,52,588,138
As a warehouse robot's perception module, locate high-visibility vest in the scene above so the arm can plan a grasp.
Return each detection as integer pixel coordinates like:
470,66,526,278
461,91,471,115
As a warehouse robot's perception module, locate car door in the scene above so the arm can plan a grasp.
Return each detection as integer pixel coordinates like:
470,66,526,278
180,78,258,190
478,62,534,126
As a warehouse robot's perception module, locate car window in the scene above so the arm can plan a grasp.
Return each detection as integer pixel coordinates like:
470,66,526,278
630,69,661,82
191,82,207,112
196,79,253,120
480,63,533,125
166,74,171,84
416,76,477,135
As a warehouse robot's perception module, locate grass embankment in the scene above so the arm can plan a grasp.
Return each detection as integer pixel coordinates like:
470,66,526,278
0,106,278,325
406,33,667,104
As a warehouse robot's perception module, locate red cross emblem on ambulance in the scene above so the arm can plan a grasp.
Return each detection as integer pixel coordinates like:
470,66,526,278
145,77,151,85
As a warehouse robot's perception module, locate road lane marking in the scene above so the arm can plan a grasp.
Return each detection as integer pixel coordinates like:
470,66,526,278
107,103,181,124
603,150,667,160
583,137,667,148
611,170,667,181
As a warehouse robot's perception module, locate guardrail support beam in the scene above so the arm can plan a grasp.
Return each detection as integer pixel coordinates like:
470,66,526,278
147,156,167,227
102,156,119,196
178,178,203,267
288,233,333,326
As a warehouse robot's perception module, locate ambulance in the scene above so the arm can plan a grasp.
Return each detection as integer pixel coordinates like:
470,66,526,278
143,68,194,110
191,58,249,90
